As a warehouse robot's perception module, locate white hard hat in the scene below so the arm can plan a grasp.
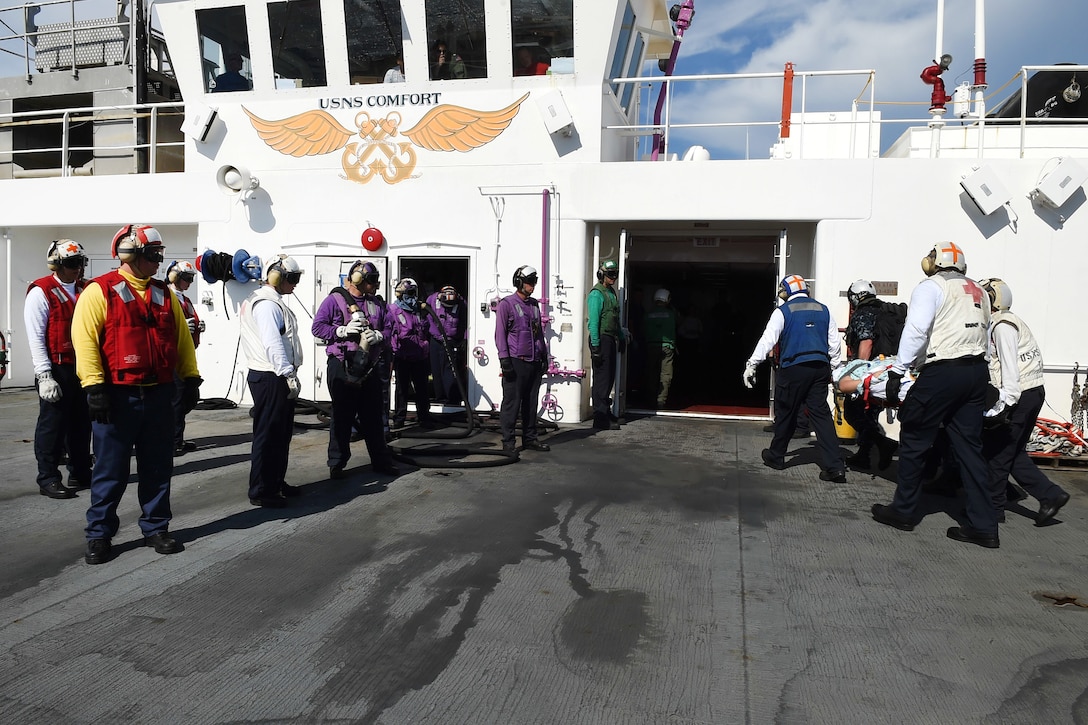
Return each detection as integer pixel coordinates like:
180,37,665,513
654,288,670,304
978,277,1012,311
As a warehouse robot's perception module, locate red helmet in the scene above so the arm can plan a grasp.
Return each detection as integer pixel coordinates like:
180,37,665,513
112,224,164,262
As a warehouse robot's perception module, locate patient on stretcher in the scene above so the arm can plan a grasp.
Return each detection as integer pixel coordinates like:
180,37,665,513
833,356,915,406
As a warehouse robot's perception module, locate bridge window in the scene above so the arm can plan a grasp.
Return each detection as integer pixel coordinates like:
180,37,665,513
343,0,404,84
196,6,252,93
425,0,486,80
511,0,573,76
268,0,327,88
608,2,641,111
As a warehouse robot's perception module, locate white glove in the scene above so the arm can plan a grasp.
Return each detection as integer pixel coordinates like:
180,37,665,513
186,318,198,334
742,363,757,389
361,328,381,351
983,399,1006,418
285,374,301,400
37,371,62,403
335,318,365,339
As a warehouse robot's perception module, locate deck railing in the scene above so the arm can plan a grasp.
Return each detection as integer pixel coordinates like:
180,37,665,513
610,65,1088,161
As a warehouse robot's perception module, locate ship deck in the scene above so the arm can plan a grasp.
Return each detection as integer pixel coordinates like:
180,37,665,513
1,386,1086,723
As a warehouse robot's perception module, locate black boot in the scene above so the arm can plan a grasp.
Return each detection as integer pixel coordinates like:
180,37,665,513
845,446,872,470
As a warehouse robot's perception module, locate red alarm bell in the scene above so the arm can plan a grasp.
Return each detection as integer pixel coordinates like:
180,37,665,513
361,227,384,251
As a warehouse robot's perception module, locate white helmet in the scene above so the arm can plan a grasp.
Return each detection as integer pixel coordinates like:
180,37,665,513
167,260,197,284
654,288,670,304
266,254,302,286
978,278,1012,311
112,224,164,263
847,279,876,307
921,242,966,276
778,274,808,300
46,239,87,271
395,277,418,297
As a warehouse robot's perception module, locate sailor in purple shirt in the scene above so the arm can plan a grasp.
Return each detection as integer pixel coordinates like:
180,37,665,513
494,265,550,453
426,285,468,405
389,277,437,428
311,260,398,478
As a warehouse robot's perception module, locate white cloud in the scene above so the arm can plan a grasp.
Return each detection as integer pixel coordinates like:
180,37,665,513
659,0,1086,158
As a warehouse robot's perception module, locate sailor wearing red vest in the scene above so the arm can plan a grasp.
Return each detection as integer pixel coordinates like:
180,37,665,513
239,254,305,507
871,243,998,547
24,239,93,499
167,260,204,455
72,225,202,565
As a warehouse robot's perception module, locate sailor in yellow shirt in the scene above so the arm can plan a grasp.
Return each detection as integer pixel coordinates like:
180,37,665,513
71,224,200,565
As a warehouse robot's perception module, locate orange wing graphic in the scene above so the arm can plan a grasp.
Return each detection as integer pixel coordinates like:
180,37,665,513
242,107,354,157
401,93,529,152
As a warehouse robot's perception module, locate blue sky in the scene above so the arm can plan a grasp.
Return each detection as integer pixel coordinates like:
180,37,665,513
658,0,1087,158
2,0,1083,160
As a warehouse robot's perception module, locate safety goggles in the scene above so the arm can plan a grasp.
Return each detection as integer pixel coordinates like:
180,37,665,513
176,272,196,283
362,273,380,285
282,271,302,284
59,256,87,270
603,270,618,279
522,275,539,286
142,246,165,263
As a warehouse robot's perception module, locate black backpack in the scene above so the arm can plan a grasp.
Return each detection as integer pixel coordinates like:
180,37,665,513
872,300,908,357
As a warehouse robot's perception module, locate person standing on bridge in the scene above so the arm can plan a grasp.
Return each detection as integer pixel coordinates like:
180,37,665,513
871,243,998,547
744,274,846,482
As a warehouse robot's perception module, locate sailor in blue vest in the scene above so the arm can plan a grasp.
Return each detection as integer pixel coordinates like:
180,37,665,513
744,275,846,482
871,243,999,547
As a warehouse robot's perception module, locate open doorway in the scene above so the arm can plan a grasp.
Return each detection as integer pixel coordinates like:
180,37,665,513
625,259,777,415
395,256,471,407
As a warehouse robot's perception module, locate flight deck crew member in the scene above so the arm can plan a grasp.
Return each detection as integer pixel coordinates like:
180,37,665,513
496,265,550,453
427,285,469,406
842,279,898,470
644,288,677,408
871,243,999,547
744,274,846,482
239,254,304,508
166,260,203,455
25,239,93,499
312,260,399,479
587,259,621,430
73,224,201,565
977,278,1070,525
389,277,437,429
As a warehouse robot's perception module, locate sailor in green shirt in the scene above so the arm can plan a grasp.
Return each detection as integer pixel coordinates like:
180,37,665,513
587,260,621,429
644,288,677,408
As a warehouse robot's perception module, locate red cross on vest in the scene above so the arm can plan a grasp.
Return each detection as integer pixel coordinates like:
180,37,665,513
962,279,985,305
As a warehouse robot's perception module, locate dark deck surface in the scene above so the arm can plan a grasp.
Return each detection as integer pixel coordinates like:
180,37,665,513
1,386,1086,724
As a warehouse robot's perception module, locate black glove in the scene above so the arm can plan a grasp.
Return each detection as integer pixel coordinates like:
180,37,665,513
590,345,603,366
499,357,514,377
182,376,203,413
885,371,903,405
86,384,111,424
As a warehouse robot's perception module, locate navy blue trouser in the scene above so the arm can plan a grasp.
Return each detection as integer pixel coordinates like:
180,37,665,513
172,373,189,447
86,383,174,540
890,358,998,534
247,371,294,499
393,357,432,423
983,386,1064,507
34,362,92,489
500,358,544,445
843,394,881,450
326,356,392,470
768,361,843,473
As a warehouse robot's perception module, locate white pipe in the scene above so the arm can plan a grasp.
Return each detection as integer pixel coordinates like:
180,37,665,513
935,0,945,63
975,0,985,62
613,228,628,419
4,228,12,383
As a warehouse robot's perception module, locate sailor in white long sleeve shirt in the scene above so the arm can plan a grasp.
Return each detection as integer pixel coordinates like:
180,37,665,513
871,243,1000,547
239,255,304,507
977,278,1069,525
743,274,846,481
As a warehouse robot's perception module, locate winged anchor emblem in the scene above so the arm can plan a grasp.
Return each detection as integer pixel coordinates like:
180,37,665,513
241,93,530,185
